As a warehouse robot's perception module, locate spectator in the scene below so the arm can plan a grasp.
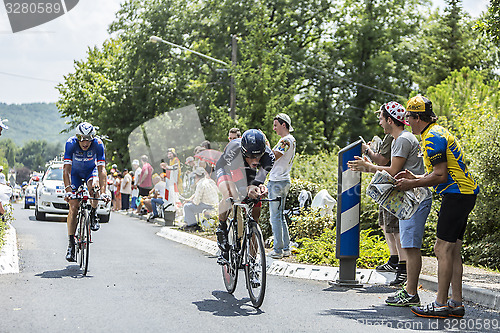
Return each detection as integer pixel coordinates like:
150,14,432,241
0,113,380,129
113,172,122,211
137,155,153,197
348,101,432,307
130,159,141,210
148,174,167,220
0,173,12,218
135,174,161,215
396,95,479,319
228,127,241,141
267,113,296,259
183,156,197,195
161,148,182,194
182,167,219,231
364,133,403,274
200,140,211,149
0,117,8,137
120,168,132,211
108,168,116,209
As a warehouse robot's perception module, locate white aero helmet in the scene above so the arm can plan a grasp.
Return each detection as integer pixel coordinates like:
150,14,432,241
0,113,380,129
76,122,96,141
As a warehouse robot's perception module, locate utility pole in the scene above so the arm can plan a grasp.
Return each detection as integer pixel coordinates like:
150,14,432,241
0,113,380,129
230,35,237,120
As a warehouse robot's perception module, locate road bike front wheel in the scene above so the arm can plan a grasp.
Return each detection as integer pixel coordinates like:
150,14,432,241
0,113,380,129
82,217,90,276
244,222,266,308
77,209,90,276
222,220,238,293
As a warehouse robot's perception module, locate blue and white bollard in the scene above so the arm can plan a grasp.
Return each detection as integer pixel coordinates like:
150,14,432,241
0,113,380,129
333,139,363,287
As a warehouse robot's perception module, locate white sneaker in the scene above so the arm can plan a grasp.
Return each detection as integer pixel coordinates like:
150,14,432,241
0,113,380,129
268,250,283,259
283,250,291,257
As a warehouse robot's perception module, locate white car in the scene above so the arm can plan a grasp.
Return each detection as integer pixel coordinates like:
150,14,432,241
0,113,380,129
35,162,111,222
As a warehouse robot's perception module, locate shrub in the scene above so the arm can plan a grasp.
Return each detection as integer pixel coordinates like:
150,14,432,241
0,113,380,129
295,227,390,269
288,208,335,240
0,203,14,251
259,178,322,240
295,228,339,266
358,229,390,269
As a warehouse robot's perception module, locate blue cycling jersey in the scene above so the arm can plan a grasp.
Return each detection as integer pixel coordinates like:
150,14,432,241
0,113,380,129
64,136,106,189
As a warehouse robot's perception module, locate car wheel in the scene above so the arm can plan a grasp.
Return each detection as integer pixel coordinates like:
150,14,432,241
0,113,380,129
35,207,45,221
99,213,110,223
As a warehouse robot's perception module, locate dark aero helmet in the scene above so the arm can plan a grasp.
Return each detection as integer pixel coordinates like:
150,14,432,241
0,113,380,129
241,129,266,158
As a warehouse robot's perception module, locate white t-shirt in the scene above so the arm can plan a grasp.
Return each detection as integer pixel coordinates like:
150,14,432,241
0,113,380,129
269,134,296,181
154,181,167,200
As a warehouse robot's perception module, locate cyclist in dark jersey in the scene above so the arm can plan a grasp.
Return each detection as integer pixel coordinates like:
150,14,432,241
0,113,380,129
215,129,275,262
63,122,110,262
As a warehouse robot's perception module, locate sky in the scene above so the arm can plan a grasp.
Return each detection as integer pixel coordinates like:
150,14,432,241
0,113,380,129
0,0,491,105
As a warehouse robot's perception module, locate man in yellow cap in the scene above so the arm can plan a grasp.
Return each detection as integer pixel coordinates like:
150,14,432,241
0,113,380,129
395,95,479,319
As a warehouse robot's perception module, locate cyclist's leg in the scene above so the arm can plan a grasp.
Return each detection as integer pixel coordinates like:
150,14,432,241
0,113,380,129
66,175,82,261
87,168,99,210
216,180,238,254
84,169,101,231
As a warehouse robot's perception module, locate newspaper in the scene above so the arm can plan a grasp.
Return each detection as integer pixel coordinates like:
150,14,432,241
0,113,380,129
366,170,428,220
359,135,382,163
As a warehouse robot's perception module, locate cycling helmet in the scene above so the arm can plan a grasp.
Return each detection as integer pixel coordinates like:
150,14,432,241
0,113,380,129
241,129,266,158
75,122,96,141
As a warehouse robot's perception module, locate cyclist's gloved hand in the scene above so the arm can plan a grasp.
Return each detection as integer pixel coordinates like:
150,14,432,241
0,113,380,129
64,192,73,202
100,193,111,202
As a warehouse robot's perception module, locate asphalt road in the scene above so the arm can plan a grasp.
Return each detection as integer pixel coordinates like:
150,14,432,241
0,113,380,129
1,203,499,333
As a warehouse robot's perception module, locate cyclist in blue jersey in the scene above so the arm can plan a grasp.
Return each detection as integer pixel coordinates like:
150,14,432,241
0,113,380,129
63,122,110,262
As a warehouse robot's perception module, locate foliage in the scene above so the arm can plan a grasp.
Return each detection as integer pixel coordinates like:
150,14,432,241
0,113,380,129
288,208,335,241
295,227,390,269
412,1,499,92
259,177,321,240
427,67,500,120
476,0,500,46
458,114,500,270
295,228,338,266
0,203,15,252
422,68,500,269
357,229,390,269
16,140,62,172
290,151,338,195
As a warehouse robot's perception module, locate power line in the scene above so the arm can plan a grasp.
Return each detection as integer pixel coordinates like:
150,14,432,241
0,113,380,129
0,71,60,83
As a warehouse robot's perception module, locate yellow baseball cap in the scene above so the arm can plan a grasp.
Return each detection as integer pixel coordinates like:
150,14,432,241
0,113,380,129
407,95,435,116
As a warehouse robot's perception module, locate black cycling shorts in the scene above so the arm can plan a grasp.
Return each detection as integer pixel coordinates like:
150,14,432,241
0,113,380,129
437,193,477,242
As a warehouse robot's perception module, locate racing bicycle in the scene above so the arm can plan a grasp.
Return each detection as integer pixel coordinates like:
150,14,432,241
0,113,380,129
71,185,104,276
221,196,281,308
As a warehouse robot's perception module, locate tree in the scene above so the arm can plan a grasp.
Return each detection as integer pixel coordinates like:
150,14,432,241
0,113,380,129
0,139,17,167
477,0,500,45
413,0,499,91
17,140,61,171
317,0,426,145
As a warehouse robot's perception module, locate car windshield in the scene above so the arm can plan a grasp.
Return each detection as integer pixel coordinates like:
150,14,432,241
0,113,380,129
45,167,63,181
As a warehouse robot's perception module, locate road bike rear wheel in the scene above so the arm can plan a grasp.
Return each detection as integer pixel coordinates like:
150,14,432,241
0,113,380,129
222,219,238,293
244,223,266,308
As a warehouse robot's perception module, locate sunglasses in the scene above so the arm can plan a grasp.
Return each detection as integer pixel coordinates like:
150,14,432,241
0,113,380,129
76,134,93,142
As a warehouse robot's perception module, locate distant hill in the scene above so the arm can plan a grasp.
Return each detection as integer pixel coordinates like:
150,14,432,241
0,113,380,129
0,102,71,148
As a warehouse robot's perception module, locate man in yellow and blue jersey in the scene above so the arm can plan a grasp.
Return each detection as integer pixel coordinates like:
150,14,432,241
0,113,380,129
395,95,479,319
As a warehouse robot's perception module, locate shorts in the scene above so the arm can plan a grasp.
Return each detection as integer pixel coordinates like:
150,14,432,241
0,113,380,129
378,206,399,234
437,193,477,242
70,167,97,191
138,186,151,197
399,198,432,249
